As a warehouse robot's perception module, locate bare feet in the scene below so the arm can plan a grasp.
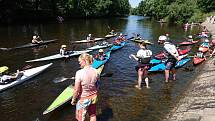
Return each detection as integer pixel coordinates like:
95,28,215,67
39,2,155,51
135,85,141,90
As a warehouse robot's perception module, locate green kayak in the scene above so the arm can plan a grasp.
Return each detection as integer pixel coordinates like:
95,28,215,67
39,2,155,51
43,65,104,115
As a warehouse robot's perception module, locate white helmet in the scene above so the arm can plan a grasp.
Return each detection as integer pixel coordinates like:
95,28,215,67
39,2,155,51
33,36,37,39
158,35,167,41
205,39,209,43
188,35,192,39
88,34,92,36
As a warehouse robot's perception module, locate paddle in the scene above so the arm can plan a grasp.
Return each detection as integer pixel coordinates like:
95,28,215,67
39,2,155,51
53,72,113,83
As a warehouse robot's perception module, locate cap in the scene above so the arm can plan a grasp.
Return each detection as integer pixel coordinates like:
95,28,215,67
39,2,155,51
61,45,67,48
99,49,104,53
188,35,192,39
205,39,209,43
0,66,9,73
158,35,167,41
88,34,92,36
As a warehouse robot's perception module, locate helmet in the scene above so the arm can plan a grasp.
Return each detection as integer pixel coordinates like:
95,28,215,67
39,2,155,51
88,34,92,36
61,45,67,48
111,30,114,32
120,33,123,36
205,39,209,43
158,35,167,41
33,36,37,39
0,66,9,73
188,35,192,39
99,49,104,53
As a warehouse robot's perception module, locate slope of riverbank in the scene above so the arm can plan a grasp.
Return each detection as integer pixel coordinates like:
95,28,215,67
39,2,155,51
164,19,215,121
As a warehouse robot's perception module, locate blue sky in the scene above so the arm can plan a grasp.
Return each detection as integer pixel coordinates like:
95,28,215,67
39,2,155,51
129,0,142,8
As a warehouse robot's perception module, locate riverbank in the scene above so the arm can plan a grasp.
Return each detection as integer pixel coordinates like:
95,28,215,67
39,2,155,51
164,19,215,121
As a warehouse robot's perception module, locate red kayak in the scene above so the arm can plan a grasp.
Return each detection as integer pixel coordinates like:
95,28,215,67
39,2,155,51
155,48,190,59
179,40,199,46
193,57,206,65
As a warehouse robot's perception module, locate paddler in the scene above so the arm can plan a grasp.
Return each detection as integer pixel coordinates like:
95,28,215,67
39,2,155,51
129,42,152,89
158,35,181,83
109,29,115,35
87,34,92,41
32,34,43,44
0,67,23,84
71,53,99,121
60,45,71,58
94,49,107,61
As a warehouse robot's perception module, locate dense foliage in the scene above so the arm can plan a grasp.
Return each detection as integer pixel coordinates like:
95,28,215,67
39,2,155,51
133,0,215,23
0,0,130,23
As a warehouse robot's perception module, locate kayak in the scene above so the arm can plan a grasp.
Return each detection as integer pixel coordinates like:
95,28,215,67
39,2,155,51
26,50,92,62
105,34,117,38
193,57,206,65
92,51,111,69
148,58,191,72
43,64,104,115
87,44,112,50
155,48,190,59
0,63,52,92
71,38,105,44
178,40,199,46
130,39,153,45
150,58,163,65
0,39,57,51
109,41,126,51
177,48,191,55
150,54,188,65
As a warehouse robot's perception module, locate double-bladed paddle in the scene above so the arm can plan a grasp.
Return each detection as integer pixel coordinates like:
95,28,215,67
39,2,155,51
53,72,113,83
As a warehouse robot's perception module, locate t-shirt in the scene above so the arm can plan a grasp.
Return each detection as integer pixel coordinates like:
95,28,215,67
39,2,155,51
136,49,152,64
0,75,12,83
75,66,98,97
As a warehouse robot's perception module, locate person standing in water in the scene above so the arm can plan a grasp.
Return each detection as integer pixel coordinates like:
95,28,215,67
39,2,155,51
71,53,99,121
130,42,152,89
158,35,181,83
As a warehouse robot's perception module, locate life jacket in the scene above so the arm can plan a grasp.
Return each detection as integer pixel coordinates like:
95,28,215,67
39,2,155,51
136,49,152,64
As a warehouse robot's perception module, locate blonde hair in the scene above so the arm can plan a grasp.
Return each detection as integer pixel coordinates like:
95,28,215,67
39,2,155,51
78,53,93,65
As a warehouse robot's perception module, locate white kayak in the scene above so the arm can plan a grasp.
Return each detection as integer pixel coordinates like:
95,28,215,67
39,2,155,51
72,38,105,44
87,44,112,50
26,50,92,62
0,63,52,92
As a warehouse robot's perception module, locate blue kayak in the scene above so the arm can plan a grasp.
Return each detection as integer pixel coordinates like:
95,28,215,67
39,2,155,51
150,58,163,65
148,58,191,72
109,41,126,51
92,51,111,69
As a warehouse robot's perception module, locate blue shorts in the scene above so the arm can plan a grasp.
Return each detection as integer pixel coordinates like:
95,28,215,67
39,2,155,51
165,61,175,70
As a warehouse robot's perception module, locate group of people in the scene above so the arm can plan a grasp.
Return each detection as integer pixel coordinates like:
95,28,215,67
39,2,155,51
130,34,185,89
113,33,126,45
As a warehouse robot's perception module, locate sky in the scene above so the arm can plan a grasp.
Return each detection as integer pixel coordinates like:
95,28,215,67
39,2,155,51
129,0,142,8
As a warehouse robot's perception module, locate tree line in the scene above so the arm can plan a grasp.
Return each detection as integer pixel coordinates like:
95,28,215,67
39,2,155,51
0,0,130,23
130,0,215,23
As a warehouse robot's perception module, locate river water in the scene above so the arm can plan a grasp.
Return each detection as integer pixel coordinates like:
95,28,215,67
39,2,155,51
0,16,203,121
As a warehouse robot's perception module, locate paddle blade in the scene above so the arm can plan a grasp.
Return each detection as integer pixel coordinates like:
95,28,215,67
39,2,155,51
53,76,74,83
